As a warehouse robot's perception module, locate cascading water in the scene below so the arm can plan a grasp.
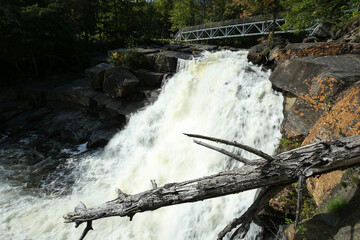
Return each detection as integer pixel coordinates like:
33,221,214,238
0,50,283,240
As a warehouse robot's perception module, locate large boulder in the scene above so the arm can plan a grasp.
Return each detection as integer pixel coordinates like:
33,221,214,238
144,51,192,73
85,63,113,90
270,55,360,106
271,55,360,139
103,67,140,98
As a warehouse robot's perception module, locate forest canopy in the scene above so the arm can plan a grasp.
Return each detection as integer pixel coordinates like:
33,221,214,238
1,0,359,85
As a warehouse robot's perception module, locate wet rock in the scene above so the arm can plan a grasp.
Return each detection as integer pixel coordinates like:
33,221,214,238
85,63,113,90
133,69,164,87
144,51,192,73
247,43,267,65
87,129,117,149
103,67,140,98
41,110,104,144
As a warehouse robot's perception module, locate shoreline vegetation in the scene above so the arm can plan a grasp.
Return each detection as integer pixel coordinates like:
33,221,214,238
1,0,359,86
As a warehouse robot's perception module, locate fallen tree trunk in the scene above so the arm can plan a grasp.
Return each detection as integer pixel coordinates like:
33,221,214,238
64,135,360,238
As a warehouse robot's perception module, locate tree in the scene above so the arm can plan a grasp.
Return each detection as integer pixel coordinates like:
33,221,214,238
63,134,360,240
170,0,202,30
281,0,360,31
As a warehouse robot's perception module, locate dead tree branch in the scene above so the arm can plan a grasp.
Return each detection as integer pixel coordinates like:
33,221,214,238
63,135,360,239
184,133,274,161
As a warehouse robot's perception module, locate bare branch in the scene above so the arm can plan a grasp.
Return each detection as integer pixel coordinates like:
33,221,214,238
79,221,93,240
150,180,157,189
295,175,304,228
184,133,274,161
193,140,263,166
217,185,285,239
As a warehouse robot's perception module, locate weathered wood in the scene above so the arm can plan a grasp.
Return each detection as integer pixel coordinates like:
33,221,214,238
184,133,274,161
63,135,360,237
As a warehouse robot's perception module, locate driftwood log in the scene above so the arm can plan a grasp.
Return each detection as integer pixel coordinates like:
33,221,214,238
64,134,360,239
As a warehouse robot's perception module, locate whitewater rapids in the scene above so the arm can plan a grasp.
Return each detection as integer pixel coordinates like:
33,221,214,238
0,50,283,239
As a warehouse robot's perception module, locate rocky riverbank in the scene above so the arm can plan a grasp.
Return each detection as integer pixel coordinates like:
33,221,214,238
246,19,360,238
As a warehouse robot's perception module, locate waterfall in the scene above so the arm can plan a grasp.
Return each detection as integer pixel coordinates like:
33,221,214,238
0,50,283,239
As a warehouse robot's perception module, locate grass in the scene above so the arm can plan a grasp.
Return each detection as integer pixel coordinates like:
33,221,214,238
277,138,302,153
323,197,348,213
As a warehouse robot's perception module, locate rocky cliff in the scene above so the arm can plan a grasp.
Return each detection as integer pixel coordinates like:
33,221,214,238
252,33,360,239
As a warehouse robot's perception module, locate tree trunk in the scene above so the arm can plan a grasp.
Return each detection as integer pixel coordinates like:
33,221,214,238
64,135,360,237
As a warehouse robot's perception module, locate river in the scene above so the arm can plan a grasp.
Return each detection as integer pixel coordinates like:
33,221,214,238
0,50,283,239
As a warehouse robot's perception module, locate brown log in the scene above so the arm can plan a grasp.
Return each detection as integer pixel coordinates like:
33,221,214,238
63,135,360,236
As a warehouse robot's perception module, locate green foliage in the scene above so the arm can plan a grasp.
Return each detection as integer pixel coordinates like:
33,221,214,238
324,197,348,213
108,48,145,70
285,217,295,225
281,0,360,31
277,138,302,153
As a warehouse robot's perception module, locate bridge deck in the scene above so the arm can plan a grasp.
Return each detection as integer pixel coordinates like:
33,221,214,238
174,14,296,42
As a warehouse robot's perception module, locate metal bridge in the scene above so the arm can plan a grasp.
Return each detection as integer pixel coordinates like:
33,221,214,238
174,14,295,42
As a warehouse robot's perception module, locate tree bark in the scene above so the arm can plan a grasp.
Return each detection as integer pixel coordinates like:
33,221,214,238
64,135,360,235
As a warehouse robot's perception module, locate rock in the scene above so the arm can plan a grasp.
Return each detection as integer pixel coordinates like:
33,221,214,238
302,80,360,145
103,67,140,98
85,63,113,90
144,51,193,73
307,171,346,207
270,55,360,106
135,47,161,55
87,129,116,149
133,69,164,87
162,44,183,51
281,97,324,140
47,78,111,110
312,22,332,39
247,43,267,65
269,42,360,65
104,101,127,126
0,100,32,121
41,110,104,144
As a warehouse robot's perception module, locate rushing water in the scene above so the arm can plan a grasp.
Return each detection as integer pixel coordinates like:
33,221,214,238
0,50,283,240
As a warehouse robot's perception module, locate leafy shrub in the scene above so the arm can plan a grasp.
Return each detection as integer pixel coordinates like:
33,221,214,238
108,48,145,70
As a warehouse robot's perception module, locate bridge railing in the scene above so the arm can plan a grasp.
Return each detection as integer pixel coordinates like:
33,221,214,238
175,13,284,38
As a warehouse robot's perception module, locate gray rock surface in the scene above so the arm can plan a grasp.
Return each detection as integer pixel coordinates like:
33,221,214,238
85,63,113,90
103,67,140,98
133,69,164,87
